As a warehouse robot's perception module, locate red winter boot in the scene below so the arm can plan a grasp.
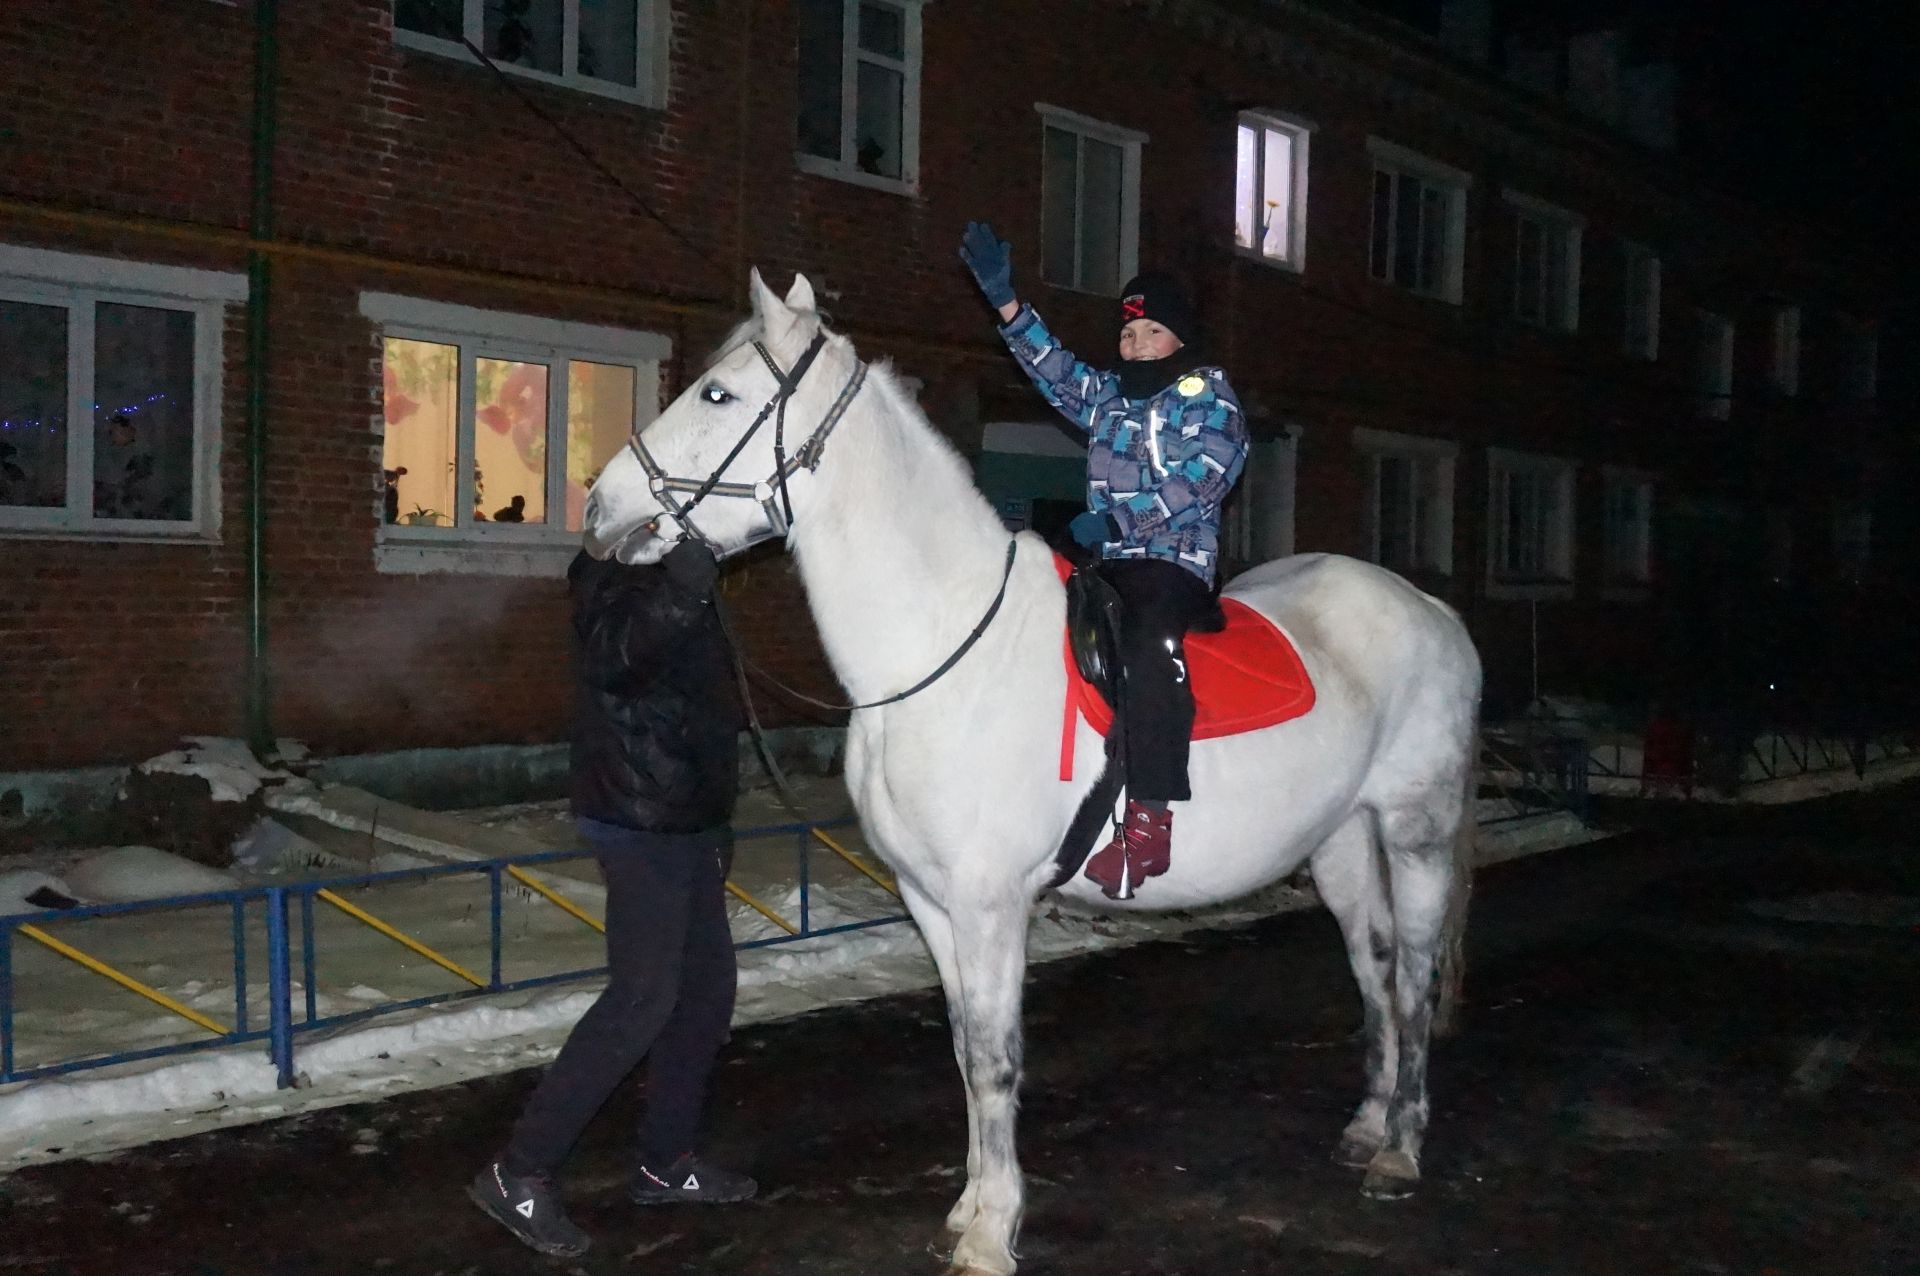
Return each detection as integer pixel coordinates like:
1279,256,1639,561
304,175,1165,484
1083,801,1174,900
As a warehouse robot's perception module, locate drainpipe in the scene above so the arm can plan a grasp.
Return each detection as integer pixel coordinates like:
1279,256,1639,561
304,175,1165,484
245,0,279,756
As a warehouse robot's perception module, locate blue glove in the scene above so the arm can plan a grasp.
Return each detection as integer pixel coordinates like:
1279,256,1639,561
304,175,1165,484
959,221,1016,310
1069,510,1118,550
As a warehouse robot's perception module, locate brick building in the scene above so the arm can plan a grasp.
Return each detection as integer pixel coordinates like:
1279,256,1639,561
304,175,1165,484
0,0,1895,776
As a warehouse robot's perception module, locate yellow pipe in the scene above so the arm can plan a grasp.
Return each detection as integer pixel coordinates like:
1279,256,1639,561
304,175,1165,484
810,829,901,899
726,882,799,935
315,889,485,988
506,866,606,934
18,924,230,1036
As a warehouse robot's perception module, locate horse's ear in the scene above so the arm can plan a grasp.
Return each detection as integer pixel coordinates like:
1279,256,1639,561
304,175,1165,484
751,267,807,351
784,273,818,316
749,267,783,327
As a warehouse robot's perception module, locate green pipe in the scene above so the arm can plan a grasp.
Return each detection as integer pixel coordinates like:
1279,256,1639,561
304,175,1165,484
245,0,279,755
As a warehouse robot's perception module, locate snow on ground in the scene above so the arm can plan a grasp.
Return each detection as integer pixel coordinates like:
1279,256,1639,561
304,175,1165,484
1,777,1597,1172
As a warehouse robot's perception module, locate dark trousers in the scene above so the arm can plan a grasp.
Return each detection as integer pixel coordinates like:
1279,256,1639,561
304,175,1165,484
504,820,738,1174
1100,558,1214,803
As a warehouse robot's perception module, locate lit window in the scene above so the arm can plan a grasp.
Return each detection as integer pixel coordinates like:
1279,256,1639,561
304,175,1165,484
2,246,240,540
1353,428,1455,576
394,1,663,104
1504,191,1583,333
1695,311,1734,420
1621,242,1661,361
364,293,666,575
1487,449,1575,596
1038,105,1144,296
1367,140,1470,303
1233,112,1311,270
796,0,925,190
1601,469,1654,588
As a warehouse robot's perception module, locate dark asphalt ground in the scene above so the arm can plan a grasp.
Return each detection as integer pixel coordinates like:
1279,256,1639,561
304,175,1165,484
2,785,1917,1276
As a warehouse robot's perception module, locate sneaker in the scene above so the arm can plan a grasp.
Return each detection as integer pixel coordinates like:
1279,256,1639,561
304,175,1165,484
467,1160,592,1257
1083,800,1174,900
630,1153,759,1205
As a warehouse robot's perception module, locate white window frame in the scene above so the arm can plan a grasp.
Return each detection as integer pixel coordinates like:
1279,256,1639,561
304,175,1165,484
1502,190,1584,333
1,245,242,543
1223,426,1300,565
1036,103,1145,296
793,0,926,194
392,0,669,109
1485,447,1576,599
1366,138,1471,305
360,292,668,578
1600,465,1655,598
1695,310,1735,420
1232,111,1314,273
1353,427,1456,577
1769,304,1801,396
1621,241,1661,361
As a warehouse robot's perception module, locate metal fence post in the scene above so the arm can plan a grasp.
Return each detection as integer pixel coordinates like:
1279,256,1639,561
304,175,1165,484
232,898,249,1034
1,923,14,1084
265,887,294,1089
797,828,811,936
488,864,504,990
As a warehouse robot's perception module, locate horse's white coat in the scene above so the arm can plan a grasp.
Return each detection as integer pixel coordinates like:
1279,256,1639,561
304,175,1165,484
585,274,1483,1275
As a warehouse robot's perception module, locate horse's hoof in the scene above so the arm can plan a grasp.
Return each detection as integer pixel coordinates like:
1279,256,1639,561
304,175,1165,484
1332,1134,1380,1169
1359,1149,1420,1200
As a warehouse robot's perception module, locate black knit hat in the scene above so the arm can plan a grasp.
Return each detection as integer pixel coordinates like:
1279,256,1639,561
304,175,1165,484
1118,271,1195,344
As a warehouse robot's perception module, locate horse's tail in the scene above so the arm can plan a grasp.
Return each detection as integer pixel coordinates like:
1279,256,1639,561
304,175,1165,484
1431,732,1477,1039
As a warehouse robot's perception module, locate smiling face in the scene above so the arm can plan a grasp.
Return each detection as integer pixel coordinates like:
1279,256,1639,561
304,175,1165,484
581,270,827,565
1119,318,1183,362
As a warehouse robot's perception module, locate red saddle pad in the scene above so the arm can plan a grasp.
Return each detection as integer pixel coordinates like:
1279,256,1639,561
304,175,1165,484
1054,557,1316,779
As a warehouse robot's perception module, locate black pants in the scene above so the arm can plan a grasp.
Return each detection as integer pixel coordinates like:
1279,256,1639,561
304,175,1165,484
1100,558,1214,803
504,820,738,1174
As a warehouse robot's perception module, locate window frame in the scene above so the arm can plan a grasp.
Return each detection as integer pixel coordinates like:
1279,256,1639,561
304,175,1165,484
1222,425,1300,568
392,0,668,109
1485,447,1576,600
1620,241,1661,361
1353,427,1456,578
1035,102,1145,297
1695,309,1735,420
1366,138,1471,305
1841,316,1878,402
793,0,927,194
1600,465,1655,598
1232,110,1314,273
361,292,669,578
1501,189,1583,333
1,244,241,543
1769,304,1801,397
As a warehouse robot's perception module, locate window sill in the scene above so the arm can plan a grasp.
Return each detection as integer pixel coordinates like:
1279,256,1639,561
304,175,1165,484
375,530,580,578
1484,579,1573,601
394,30,661,110
794,153,916,197
1231,246,1305,275
0,520,218,546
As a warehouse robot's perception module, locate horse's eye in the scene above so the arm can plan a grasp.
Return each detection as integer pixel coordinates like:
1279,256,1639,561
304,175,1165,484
701,383,734,405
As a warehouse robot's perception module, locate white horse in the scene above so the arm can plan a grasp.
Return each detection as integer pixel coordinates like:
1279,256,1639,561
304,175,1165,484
584,272,1482,1276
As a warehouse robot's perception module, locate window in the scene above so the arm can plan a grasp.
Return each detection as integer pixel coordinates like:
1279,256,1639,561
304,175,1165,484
1038,105,1144,296
1486,449,1575,597
1841,317,1878,401
795,0,925,190
1831,507,1871,585
1504,191,1583,332
1367,139,1470,303
393,0,665,106
1769,304,1800,396
1601,468,1653,590
363,293,667,576
1354,428,1455,577
1695,310,1734,420
1232,112,1312,271
2,246,241,540
1222,427,1299,567
1621,242,1661,360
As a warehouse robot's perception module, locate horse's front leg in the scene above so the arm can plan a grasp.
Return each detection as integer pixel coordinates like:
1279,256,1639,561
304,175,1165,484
899,881,985,1243
941,894,1031,1276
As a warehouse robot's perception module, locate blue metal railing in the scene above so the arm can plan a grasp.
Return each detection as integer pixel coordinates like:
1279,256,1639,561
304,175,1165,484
1,817,892,1089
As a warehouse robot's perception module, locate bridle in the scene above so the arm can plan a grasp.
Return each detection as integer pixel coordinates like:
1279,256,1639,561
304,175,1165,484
619,325,1020,715
624,331,865,555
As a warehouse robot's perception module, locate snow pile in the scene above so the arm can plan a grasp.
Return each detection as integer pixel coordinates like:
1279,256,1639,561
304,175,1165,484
62,846,240,903
134,736,305,804
0,870,77,917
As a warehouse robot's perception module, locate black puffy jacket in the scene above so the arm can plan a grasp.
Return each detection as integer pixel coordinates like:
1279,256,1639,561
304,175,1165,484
567,551,743,835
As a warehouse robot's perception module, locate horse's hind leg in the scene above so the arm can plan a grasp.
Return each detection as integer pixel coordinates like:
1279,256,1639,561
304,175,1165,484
1309,812,1398,1169
1362,779,1468,1199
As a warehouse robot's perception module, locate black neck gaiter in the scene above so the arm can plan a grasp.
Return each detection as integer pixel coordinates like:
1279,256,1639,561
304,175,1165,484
1115,344,1207,401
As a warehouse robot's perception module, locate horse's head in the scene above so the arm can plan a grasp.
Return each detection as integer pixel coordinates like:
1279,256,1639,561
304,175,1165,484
582,269,854,565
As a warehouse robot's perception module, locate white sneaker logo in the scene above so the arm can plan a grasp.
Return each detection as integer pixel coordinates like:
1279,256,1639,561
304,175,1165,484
683,1173,700,1191
515,1199,536,1218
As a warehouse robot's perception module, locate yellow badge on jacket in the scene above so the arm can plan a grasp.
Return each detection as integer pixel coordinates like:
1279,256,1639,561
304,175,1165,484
1176,374,1206,397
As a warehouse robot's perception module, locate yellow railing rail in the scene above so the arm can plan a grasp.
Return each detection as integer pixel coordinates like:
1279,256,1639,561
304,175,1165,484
315,889,485,988
727,881,799,935
18,924,230,1036
810,828,901,899
506,866,606,934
